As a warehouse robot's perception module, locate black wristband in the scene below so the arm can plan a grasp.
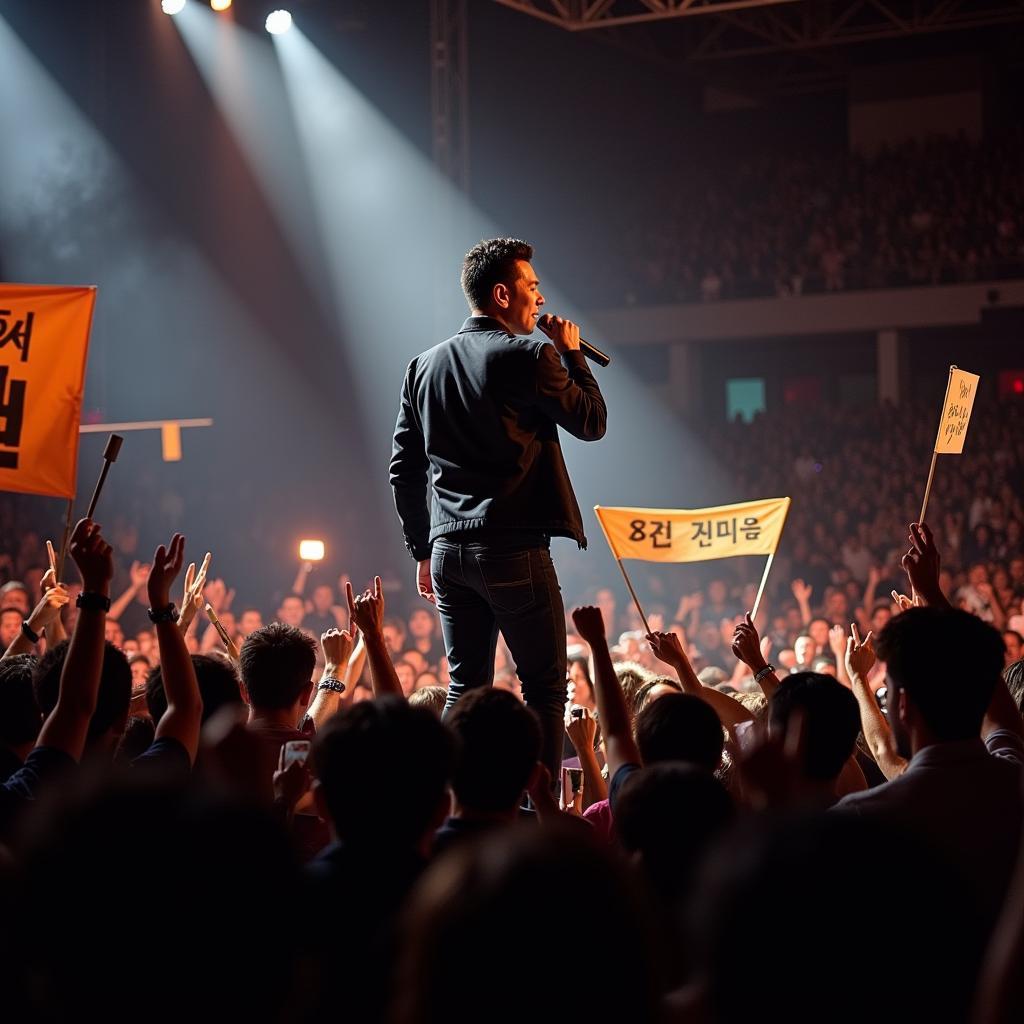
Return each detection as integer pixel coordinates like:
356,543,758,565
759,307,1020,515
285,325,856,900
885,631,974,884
21,619,40,644
147,603,178,624
76,591,112,613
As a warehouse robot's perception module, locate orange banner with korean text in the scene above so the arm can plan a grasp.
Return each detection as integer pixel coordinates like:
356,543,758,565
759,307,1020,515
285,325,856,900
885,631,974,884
0,284,96,498
933,366,979,455
594,497,791,564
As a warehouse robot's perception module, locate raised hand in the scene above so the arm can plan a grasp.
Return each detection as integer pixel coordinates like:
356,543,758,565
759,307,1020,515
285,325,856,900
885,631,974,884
350,576,385,636
901,521,946,607
845,623,876,681
731,613,766,672
564,706,598,755
273,758,311,815
321,627,357,676
128,560,151,590
571,605,606,646
178,551,211,631
646,630,687,668
828,623,848,660
27,581,70,632
203,577,228,614
891,589,919,613
69,519,114,592
791,578,813,604
147,534,186,609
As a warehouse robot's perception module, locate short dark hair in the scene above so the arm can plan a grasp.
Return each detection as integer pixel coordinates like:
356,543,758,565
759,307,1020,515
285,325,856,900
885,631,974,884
634,693,724,771
310,697,454,847
460,237,533,311
239,623,316,711
615,763,735,897
0,653,41,747
876,607,1004,741
446,687,541,813
146,654,244,725
769,671,860,781
33,639,132,739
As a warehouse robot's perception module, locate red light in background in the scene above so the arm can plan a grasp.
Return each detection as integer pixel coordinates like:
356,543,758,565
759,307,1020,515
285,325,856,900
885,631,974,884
998,370,1024,398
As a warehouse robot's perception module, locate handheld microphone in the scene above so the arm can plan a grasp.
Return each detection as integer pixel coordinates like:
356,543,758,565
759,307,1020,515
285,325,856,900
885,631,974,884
537,314,611,367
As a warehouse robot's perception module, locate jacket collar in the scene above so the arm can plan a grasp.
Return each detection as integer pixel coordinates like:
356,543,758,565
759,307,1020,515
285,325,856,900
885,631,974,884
458,315,515,337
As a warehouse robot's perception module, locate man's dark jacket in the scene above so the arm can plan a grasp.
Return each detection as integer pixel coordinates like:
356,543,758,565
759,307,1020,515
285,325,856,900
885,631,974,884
390,316,607,560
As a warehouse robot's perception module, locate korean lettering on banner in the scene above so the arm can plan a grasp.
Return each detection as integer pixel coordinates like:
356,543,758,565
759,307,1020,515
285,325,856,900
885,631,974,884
628,514,763,554
630,518,673,549
0,309,32,469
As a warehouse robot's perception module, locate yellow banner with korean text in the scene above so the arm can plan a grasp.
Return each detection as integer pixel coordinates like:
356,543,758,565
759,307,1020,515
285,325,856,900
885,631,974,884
0,284,96,499
594,497,791,564
933,366,979,455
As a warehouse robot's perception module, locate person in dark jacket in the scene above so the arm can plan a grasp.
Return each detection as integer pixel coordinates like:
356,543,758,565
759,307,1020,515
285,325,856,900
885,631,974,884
390,237,607,778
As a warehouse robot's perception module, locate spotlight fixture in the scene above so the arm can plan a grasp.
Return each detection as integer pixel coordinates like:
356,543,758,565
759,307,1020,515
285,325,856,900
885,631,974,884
161,0,187,13
211,0,232,10
265,9,293,34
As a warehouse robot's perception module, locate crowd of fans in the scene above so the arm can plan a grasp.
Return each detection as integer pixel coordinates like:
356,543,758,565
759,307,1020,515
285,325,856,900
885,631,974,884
610,132,1024,305
0,389,1022,1021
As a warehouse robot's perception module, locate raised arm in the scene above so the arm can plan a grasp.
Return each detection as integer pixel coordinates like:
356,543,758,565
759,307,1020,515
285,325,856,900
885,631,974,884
36,519,113,761
564,708,607,810
571,606,640,777
846,624,907,780
176,551,210,634
901,522,951,610
306,624,358,729
108,560,149,622
731,613,781,699
532,338,607,442
647,630,754,736
2,572,68,660
147,534,204,763
791,578,814,625
349,577,403,700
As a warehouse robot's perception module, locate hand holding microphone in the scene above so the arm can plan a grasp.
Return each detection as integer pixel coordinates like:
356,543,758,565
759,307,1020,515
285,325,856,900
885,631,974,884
537,314,611,367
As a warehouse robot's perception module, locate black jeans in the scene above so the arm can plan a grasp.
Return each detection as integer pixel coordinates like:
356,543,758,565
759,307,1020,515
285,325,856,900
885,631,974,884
431,533,567,781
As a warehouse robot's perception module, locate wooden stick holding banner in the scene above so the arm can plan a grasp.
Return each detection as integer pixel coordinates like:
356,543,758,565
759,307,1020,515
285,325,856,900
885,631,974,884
593,505,651,633
614,558,650,636
920,364,979,524
752,553,775,622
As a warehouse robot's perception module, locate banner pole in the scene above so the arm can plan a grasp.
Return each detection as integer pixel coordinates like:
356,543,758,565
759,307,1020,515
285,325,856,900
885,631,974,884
918,452,939,525
920,364,956,525
752,552,774,622
615,557,650,636
57,497,74,580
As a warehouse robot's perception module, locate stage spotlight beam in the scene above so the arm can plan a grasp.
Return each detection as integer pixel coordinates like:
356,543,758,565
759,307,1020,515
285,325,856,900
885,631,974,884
265,10,292,35
162,0,187,15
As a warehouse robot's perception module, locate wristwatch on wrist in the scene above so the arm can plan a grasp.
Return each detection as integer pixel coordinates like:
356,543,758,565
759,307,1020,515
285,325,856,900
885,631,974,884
317,676,347,695
21,619,40,644
76,591,112,613
147,603,179,624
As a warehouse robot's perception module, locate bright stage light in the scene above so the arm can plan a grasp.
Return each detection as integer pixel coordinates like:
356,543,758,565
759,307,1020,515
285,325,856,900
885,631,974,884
211,0,232,10
161,0,187,15
299,539,325,562
265,9,292,34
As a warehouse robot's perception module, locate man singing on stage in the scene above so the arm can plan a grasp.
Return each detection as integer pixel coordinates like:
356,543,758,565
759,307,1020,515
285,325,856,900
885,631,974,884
389,238,607,778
